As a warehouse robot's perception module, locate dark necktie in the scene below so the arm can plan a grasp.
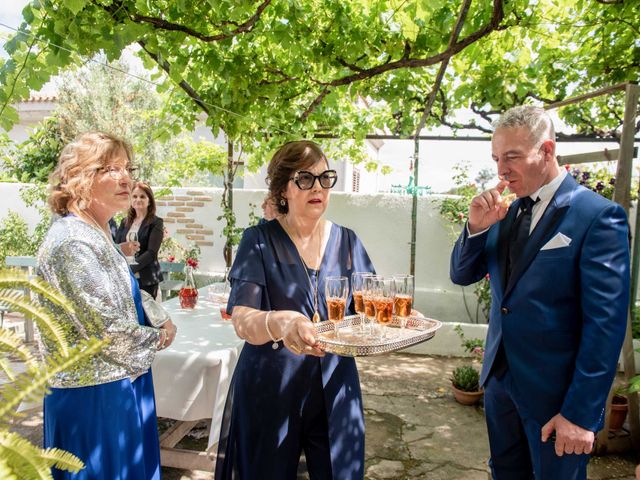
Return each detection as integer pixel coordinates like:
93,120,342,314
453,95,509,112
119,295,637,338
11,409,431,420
492,196,540,380
508,196,539,278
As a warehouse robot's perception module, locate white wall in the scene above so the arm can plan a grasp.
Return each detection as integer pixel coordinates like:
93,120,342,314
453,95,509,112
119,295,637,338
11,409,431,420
0,182,473,322
3,182,638,326
3,181,640,367
157,187,476,322
0,183,43,229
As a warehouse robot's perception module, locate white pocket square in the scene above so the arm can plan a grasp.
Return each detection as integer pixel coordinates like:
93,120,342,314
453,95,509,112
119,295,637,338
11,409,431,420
541,232,572,251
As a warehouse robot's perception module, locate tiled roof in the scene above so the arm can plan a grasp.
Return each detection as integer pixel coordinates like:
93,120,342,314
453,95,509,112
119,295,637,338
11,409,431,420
24,95,58,103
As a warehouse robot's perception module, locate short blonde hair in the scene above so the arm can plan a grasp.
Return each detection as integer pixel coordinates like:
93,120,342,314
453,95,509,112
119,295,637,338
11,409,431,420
48,132,133,215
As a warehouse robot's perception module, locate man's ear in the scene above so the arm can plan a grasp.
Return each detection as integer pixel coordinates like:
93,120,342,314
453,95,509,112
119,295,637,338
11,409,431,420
540,139,556,162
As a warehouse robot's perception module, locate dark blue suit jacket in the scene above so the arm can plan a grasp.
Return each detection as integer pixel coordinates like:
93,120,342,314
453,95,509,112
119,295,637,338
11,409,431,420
450,174,630,432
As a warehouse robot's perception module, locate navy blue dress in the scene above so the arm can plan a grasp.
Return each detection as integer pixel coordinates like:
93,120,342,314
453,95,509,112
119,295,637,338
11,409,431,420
44,271,161,480
215,220,375,480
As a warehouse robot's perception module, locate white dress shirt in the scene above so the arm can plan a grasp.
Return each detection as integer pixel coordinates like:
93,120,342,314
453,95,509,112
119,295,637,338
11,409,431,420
527,170,566,233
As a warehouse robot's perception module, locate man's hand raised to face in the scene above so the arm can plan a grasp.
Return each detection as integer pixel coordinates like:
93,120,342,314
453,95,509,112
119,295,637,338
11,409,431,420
468,180,511,235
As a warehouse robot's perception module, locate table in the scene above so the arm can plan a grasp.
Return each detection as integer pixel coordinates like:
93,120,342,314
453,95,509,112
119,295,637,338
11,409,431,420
152,293,243,470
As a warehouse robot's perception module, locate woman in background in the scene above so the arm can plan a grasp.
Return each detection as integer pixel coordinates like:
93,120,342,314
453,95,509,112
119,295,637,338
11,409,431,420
116,182,164,299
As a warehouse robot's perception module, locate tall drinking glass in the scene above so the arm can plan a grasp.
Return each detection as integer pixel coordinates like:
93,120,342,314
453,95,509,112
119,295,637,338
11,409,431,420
352,272,372,333
363,275,379,336
325,276,348,339
126,230,138,264
393,274,414,330
372,276,395,339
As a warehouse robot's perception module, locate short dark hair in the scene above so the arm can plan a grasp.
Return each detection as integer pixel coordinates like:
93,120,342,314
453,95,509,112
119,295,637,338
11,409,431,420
266,140,329,215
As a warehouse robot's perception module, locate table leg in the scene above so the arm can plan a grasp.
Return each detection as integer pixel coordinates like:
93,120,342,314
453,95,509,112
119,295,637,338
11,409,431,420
159,419,216,471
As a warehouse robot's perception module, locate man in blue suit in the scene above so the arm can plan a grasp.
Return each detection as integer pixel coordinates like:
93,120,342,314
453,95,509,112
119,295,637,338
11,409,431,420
450,106,630,480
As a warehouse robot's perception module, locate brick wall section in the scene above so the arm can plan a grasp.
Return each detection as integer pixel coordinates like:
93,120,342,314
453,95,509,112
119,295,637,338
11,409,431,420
157,190,216,251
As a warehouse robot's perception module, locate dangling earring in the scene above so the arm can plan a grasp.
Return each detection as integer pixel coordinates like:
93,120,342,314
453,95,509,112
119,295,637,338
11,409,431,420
280,198,286,206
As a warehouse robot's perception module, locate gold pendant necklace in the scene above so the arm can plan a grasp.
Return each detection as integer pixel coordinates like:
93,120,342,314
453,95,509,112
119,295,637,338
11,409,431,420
283,217,323,323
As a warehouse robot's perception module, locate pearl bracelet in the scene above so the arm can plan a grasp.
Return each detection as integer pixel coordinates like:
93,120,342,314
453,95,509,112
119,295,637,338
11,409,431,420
264,311,282,350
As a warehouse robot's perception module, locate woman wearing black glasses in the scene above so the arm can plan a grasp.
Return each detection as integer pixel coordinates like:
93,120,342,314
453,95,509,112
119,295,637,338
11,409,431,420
216,140,375,479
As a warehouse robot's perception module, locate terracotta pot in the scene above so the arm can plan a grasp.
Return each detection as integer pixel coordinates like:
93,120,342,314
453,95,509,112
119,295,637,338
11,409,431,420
451,384,484,405
609,395,628,431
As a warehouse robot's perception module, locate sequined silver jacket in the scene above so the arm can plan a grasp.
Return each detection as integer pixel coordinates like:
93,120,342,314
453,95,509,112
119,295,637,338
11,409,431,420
37,216,161,388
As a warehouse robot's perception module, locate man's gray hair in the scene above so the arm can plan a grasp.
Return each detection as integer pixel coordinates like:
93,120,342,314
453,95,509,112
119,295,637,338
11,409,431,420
492,106,555,145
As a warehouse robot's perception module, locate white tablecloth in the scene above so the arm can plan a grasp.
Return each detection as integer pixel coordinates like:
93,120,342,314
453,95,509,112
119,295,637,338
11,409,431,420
152,294,243,448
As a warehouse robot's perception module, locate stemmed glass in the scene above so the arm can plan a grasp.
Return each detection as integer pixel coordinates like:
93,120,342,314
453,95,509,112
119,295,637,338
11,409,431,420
362,275,379,336
126,231,138,264
325,276,348,339
393,274,414,330
372,276,395,339
352,272,372,333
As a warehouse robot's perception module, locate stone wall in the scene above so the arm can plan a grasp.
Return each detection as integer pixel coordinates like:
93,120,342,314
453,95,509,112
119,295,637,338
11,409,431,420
157,190,216,248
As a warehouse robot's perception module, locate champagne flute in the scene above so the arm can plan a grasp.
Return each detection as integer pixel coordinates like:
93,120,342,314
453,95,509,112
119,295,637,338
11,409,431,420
393,274,414,330
126,231,138,264
363,275,379,336
352,272,372,333
325,276,348,339
372,276,395,339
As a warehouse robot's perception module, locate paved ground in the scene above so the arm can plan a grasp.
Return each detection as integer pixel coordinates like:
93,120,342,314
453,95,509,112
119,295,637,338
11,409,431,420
7,349,638,479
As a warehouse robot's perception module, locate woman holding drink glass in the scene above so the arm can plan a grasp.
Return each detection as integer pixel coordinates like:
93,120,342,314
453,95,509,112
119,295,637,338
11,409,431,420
115,182,164,298
216,140,375,479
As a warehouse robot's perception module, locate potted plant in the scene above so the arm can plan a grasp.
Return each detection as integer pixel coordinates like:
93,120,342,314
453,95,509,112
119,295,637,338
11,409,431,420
450,325,484,405
450,365,483,405
609,393,628,432
607,383,631,432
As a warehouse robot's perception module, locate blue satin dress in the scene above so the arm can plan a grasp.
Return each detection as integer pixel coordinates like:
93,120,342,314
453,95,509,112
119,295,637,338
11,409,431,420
215,220,375,480
44,271,161,480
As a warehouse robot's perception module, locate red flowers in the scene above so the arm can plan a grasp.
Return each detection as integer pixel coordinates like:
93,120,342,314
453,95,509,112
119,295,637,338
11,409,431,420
167,255,176,263
186,257,199,269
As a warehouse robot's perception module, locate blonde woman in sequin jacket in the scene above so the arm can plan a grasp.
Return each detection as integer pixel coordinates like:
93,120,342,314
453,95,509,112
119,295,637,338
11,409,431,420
38,131,176,480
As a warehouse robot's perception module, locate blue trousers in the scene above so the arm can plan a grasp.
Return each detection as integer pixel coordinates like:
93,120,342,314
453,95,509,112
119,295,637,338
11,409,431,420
484,369,590,480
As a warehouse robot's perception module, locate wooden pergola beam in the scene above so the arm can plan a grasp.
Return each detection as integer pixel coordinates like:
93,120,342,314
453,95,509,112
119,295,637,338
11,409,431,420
545,82,628,110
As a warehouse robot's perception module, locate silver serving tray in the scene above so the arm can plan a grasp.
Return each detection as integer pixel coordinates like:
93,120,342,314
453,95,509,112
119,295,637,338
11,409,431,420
314,314,442,357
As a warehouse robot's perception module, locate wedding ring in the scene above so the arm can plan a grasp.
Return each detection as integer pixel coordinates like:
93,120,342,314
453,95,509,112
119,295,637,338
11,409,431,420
290,342,302,354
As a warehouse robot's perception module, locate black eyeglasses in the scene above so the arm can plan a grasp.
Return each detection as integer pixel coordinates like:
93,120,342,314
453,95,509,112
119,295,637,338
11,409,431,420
290,170,338,190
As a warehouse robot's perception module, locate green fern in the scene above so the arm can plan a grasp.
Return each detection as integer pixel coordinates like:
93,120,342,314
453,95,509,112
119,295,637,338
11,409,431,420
0,270,76,356
0,431,82,478
0,338,104,422
0,270,74,314
0,358,17,383
0,268,107,478
0,456,20,479
0,328,37,372
40,447,84,473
